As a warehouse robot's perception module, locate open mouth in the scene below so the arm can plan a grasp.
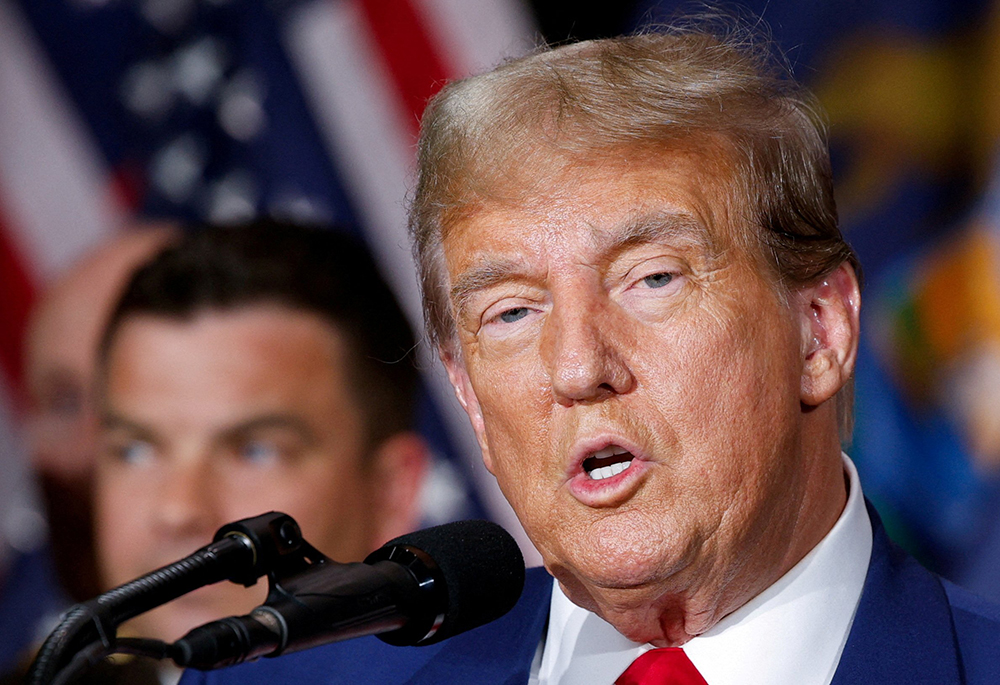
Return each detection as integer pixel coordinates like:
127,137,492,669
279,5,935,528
582,445,635,481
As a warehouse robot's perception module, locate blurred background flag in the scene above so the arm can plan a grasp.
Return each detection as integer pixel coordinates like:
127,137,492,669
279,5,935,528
5,0,1000,602
0,0,538,561
0,0,126,571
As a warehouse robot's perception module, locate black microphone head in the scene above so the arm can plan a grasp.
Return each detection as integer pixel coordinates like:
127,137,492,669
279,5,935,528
365,519,525,646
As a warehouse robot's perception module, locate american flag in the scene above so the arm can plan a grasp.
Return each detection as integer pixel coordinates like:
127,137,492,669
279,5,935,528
0,0,540,562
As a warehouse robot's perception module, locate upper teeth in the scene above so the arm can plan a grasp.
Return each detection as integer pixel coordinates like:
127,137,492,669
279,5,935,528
589,460,632,480
592,445,628,459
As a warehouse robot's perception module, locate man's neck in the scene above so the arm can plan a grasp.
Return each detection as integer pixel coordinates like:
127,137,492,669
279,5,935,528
536,454,871,685
560,441,849,646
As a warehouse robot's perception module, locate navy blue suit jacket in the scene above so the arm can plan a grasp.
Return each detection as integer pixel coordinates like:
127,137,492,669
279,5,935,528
181,510,1000,684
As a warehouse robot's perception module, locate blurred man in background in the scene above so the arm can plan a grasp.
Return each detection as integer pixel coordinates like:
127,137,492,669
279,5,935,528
93,221,428,644
23,226,177,604
0,226,176,680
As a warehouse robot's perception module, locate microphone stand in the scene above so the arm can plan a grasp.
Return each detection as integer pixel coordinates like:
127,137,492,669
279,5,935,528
26,511,313,685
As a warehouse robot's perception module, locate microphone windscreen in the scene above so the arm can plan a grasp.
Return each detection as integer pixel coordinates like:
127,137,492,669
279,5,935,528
377,520,525,644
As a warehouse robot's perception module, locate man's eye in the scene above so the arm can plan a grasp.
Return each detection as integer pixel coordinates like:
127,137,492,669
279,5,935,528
240,440,281,465
499,307,530,323
642,272,674,288
115,440,155,466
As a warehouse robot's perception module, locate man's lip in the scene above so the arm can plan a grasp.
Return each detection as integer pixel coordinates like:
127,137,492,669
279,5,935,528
561,435,650,506
567,456,647,507
567,435,648,478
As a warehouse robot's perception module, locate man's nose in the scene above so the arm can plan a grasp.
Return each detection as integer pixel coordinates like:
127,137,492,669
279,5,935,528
543,296,635,405
154,455,217,540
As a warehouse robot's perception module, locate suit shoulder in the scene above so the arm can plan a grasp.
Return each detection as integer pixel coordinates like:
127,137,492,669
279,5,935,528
943,579,1000,627
524,566,552,589
942,579,1000,683
179,635,438,685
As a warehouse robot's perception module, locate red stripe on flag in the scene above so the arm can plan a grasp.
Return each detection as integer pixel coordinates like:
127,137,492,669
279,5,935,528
0,214,37,399
108,163,147,212
356,0,453,137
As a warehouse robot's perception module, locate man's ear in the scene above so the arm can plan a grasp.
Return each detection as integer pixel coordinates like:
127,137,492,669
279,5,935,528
369,431,429,546
441,349,495,474
797,262,861,407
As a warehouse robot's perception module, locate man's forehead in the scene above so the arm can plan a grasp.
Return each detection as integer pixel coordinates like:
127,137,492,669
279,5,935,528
589,210,720,253
442,148,735,264
110,305,347,347
97,310,357,433
100,306,352,393
447,136,738,235
464,204,716,255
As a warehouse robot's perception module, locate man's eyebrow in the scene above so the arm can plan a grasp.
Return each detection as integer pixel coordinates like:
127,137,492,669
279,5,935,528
450,259,526,317
217,414,317,445
448,213,719,314
594,211,718,256
100,411,157,443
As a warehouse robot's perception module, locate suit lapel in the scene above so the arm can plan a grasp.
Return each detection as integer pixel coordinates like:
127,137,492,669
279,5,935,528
831,502,962,684
406,567,553,685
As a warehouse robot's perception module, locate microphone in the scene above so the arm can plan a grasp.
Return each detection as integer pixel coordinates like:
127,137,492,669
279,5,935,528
28,512,310,685
172,520,525,670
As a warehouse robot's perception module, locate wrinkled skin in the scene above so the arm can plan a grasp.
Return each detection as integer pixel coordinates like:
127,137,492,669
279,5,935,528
441,147,859,646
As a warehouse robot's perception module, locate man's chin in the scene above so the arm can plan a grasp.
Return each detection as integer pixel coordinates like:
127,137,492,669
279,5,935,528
548,506,700,584
552,555,674,612
556,569,697,646
554,537,692,591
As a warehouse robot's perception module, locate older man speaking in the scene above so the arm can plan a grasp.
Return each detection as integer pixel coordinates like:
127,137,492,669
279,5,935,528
182,24,1000,685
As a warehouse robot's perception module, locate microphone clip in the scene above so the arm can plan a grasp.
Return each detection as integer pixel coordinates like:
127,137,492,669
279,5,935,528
27,511,316,685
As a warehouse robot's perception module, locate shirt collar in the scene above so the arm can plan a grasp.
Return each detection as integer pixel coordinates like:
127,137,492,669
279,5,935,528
534,454,872,685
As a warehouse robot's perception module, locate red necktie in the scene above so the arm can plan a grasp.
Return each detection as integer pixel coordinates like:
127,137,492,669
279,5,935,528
615,648,709,685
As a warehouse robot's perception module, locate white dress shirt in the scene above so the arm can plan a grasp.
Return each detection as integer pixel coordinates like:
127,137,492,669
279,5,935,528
530,455,872,685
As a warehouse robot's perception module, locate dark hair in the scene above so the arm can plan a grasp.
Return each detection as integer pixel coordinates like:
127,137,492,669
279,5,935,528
100,220,418,447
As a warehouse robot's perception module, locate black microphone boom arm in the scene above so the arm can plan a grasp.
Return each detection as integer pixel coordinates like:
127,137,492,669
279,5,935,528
27,512,312,685
171,520,525,670
172,546,443,669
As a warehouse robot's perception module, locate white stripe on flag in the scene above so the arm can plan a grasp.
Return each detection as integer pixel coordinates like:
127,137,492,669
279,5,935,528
0,0,124,283
417,0,538,75
285,0,419,318
285,0,540,564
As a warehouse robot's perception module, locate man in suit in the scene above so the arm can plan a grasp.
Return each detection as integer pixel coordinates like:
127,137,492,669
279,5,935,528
93,221,428,648
181,26,1000,685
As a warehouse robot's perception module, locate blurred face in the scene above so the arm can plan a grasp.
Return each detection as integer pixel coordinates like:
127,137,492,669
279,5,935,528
22,291,102,600
26,227,176,480
442,148,845,645
96,306,385,641
27,275,113,479
25,228,176,601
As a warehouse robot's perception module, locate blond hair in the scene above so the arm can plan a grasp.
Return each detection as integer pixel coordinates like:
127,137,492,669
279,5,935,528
409,25,860,436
